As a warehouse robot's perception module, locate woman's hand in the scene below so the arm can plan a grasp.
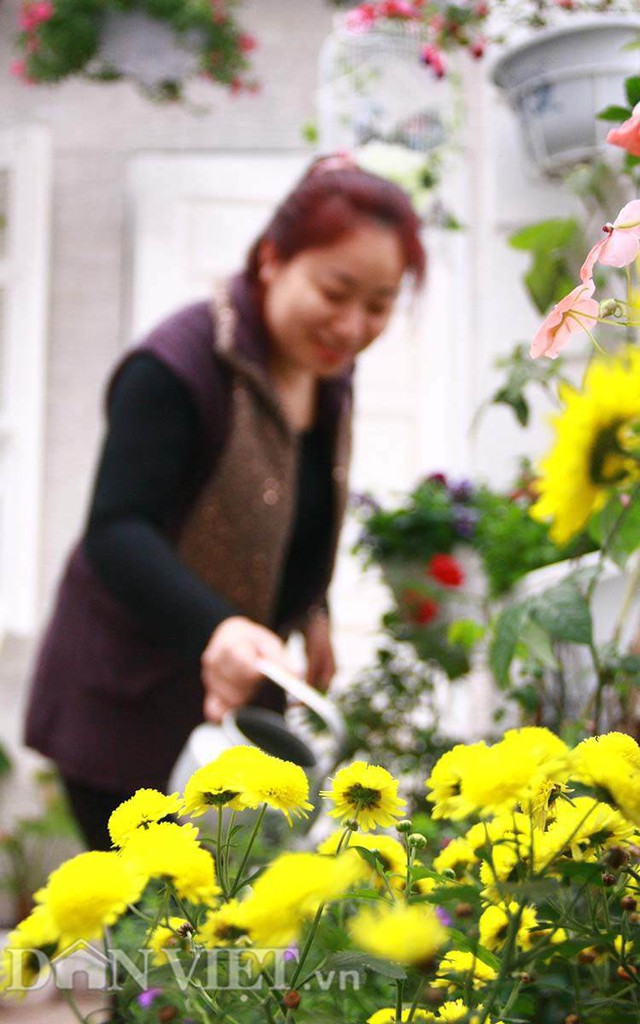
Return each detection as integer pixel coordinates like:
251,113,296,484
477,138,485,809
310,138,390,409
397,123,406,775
201,616,292,722
303,608,336,692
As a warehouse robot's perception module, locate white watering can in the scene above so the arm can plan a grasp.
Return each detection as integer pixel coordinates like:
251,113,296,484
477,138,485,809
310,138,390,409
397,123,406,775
168,658,348,798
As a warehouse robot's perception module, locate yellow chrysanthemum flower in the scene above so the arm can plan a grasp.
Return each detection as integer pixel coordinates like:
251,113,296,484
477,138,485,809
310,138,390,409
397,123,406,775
433,950,498,992
0,905,58,996
35,851,146,948
531,346,640,543
433,836,479,876
108,788,184,848
425,742,489,821
479,901,539,952
148,917,192,966
543,796,635,862
318,830,407,889
239,851,363,947
122,822,220,903
321,762,406,831
434,1001,502,1024
196,899,251,948
183,745,312,823
571,732,640,824
479,844,523,902
367,1010,435,1023
349,902,448,966
461,728,570,820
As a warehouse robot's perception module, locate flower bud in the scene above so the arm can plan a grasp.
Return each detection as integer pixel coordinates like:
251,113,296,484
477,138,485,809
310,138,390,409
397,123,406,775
177,922,195,937
345,820,359,832
283,991,301,1010
441,867,456,879
158,1009,177,1023
602,872,617,887
454,902,474,918
565,1015,580,1024
599,298,623,319
408,833,428,849
396,819,413,833
617,965,636,982
578,949,596,965
607,846,629,869
621,895,637,912
519,972,534,984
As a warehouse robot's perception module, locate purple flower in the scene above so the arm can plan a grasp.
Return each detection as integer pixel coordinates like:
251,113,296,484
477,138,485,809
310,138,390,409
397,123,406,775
435,906,454,928
453,506,479,538
137,988,163,1008
284,945,300,962
450,479,475,503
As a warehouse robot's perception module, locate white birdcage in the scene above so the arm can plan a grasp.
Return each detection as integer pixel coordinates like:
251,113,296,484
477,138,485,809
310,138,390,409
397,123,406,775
317,14,446,154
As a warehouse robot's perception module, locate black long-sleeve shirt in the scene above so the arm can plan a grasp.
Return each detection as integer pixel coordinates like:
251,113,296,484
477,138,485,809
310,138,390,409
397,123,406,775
83,353,333,660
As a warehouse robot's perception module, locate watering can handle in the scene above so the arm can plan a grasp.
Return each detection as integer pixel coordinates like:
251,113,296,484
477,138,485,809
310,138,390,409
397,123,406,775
256,657,348,751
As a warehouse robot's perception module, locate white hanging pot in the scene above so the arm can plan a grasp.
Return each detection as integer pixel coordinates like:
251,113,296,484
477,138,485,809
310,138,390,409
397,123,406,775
95,9,205,90
491,17,640,176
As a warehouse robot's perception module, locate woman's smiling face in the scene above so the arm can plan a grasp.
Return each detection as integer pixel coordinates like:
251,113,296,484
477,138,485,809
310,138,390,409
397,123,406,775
259,219,406,379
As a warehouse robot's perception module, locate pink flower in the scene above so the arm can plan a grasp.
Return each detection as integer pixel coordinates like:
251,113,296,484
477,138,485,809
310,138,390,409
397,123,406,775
530,280,599,359
238,32,257,53
9,58,34,83
607,107,640,159
19,0,53,32
345,4,378,32
421,43,447,78
379,0,419,17
580,199,640,283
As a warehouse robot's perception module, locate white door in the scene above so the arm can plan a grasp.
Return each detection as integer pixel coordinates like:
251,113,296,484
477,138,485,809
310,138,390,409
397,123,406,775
126,152,437,683
0,127,51,637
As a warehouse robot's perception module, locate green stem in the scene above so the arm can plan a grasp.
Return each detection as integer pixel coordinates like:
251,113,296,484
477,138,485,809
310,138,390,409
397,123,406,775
230,803,267,897
395,978,405,1023
289,903,325,990
406,979,424,1022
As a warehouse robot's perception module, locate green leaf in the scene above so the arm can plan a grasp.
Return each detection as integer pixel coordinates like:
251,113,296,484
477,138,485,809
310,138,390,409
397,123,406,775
447,619,486,649
524,252,574,315
509,218,578,253
596,104,633,121
492,386,529,426
489,603,530,687
518,617,559,669
531,579,593,645
625,74,640,108
323,951,407,980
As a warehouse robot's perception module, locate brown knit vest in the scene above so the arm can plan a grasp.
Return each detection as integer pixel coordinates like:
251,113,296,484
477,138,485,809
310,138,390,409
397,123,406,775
177,286,352,627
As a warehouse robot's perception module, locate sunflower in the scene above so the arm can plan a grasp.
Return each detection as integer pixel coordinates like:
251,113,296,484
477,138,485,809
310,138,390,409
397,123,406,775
531,346,640,544
108,789,184,848
35,851,146,947
320,761,406,831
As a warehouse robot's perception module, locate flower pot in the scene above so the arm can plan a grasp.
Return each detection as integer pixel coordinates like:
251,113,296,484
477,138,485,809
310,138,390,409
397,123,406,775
491,17,640,175
95,10,205,90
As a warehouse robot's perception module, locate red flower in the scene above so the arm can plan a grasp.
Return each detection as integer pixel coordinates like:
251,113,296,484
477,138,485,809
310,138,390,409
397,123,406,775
401,589,439,625
427,553,465,588
413,597,439,625
239,33,257,52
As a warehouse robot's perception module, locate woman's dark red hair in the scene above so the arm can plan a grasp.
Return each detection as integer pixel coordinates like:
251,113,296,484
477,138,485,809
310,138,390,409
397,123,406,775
246,157,426,287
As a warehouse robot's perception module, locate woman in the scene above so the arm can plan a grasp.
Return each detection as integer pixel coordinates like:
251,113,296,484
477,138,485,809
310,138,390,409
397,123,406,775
25,156,425,850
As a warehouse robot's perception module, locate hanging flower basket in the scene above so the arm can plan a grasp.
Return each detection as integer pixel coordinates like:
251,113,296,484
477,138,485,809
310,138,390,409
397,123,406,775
11,0,258,103
491,17,640,175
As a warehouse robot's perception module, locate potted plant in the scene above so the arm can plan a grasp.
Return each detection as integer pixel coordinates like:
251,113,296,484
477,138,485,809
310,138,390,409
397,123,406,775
352,472,589,680
11,0,258,103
